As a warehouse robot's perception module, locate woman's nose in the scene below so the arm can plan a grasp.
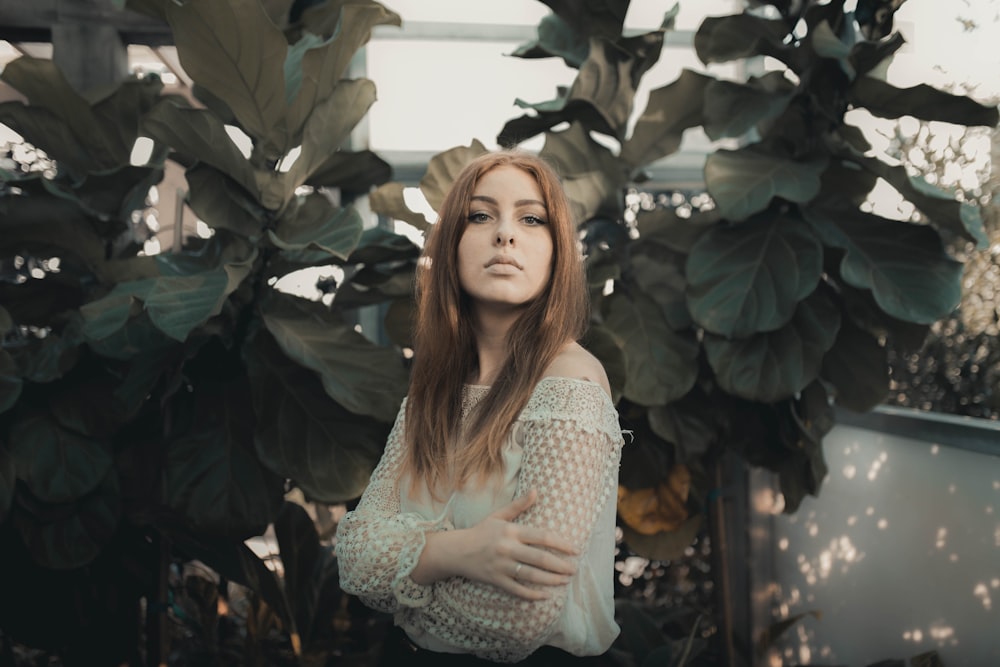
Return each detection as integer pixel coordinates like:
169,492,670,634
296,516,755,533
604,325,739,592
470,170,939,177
495,219,515,246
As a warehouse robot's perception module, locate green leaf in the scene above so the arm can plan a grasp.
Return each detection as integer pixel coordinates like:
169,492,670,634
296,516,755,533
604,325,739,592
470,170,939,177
142,99,259,198
166,0,290,153
185,164,265,239
305,149,392,192
621,69,711,169
629,237,691,330
347,226,422,264
0,445,14,521
647,402,716,461
8,414,113,503
248,333,388,503
540,123,626,223
334,264,415,308
165,387,283,537
539,0,628,41
269,194,363,261
702,72,795,141
283,78,378,207
87,311,176,361
847,152,988,248
12,470,120,569
261,293,408,422
286,3,400,144
704,288,841,402
82,245,256,343
804,209,962,324
511,13,590,68
694,14,790,66
0,306,12,334
820,316,889,412
0,102,96,178
0,57,131,170
849,32,904,78
501,30,666,144
810,20,853,76
41,165,162,232
602,292,698,406
777,432,827,513
581,324,626,404
419,141,490,213
368,182,433,231
704,149,827,221
850,77,1000,127
686,214,823,337
0,350,22,414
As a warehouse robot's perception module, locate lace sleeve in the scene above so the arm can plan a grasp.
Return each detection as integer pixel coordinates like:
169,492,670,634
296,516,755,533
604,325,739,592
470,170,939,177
335,399,447,612
402,379,624,662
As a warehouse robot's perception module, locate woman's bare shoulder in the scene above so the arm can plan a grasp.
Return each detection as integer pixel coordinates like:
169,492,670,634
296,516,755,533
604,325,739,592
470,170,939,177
542,342,612,397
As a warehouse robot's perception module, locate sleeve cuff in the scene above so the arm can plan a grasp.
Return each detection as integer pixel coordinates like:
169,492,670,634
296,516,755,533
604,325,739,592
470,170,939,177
391,514,454,608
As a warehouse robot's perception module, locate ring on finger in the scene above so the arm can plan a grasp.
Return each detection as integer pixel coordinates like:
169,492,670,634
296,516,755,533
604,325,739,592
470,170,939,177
513,562,524,579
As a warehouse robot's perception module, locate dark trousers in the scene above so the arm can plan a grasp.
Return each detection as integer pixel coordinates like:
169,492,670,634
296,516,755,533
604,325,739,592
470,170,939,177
378,625,609,667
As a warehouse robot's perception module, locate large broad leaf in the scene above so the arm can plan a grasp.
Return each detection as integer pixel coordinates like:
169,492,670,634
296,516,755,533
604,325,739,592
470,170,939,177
185,164,266,239
847,152,987,248
511,13,590,68
268,193,363,262
334,264,415,308
629,237,691,330
247,332,388,503
305,149,392,192
694,14,791,67
12,470,120,570
280,79,378,209
704,149,827,221
686,214,823,338
602,291,698,406
41,165,162,234
540,123,626,223
347,227,422,265
538,0,628,41
0,57,144,170
81,242,256,343
142,99,259,198
647,401,716,461
0,103,97,179
581,324,626,404
166,0,290,154
621,69,711,169
285,2,400,144
368,182,433,231
164,528,288,623
702,71,795,141
850,77,1000,127
820,315,889,412
500,29,666,144
418,141,490,214
0,350,22,414
261,293,408,422
0,445,13,521
8,414,113,503
849,32,905,79
704,288,841,402
164,385,283,537
804,208,962,324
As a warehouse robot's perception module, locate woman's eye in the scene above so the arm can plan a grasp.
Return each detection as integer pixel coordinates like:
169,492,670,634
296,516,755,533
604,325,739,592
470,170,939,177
467,212,490,223
523,215,547,226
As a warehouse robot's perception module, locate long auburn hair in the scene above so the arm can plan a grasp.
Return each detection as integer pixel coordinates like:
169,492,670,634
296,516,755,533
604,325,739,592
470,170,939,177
402,150,588,494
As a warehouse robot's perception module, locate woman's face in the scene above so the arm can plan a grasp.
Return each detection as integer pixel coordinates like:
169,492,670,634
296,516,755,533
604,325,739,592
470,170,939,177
456,165,554,315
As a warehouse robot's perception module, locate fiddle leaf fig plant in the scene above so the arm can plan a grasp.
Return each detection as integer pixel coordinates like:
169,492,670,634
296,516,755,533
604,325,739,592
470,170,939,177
0,0,411,659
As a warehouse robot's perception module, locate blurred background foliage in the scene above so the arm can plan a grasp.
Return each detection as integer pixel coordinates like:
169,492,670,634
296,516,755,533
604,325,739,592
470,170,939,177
0,0,996,665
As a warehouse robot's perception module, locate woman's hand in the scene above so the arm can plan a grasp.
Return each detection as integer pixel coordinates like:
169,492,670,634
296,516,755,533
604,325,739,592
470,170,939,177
411,490,578,600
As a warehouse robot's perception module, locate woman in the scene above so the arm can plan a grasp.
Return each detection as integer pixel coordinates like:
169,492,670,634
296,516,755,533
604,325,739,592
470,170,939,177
336,150,625,665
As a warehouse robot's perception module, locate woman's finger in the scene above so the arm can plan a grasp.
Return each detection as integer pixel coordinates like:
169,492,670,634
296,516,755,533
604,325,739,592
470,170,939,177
513,544,577,576
491,489,537,522
511,562,572,587
515,524,577,555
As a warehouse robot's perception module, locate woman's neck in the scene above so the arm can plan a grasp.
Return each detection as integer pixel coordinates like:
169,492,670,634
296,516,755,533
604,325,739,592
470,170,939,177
469,307,519,385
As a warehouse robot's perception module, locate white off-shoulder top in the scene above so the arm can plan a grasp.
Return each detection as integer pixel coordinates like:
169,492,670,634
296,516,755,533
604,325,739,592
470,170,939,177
336,376,625,663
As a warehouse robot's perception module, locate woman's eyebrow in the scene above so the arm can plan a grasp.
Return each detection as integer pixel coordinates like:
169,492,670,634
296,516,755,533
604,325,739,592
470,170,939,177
470,195,545,208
